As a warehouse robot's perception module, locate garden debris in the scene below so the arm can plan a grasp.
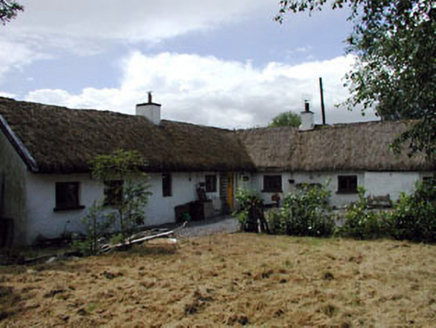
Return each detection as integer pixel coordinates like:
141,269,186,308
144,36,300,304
100,222,187,253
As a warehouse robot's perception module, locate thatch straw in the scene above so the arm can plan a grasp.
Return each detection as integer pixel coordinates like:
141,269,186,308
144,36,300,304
0,97,255,173
0,97,433,174
238,121,434,172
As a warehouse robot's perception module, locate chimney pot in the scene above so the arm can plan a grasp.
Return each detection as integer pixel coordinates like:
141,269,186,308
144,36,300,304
305,101,310,112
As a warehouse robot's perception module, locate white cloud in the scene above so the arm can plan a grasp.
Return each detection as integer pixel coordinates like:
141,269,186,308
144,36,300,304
0,91,16,98
6,0,271,53
0,39,48,82
25,52,378,128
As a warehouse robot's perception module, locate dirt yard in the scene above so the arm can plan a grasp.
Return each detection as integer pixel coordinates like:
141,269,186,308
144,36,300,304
1,234,436,327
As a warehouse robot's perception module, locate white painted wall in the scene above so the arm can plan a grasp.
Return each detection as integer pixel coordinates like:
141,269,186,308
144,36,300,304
364,171,424,201
0,131,28,245
25,172,101,244
292,171,365,207
246,171,362,207
250,172,294,205
247,171,431,208
24,170,223,244
16,166,433,244
145,172,221,226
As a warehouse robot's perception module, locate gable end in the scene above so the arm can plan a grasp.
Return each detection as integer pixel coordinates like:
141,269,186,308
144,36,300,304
0,115,39,173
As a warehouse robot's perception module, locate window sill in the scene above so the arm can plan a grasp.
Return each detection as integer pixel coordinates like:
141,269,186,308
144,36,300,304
336,190,358,194
54,205,86,212
262,190,283,193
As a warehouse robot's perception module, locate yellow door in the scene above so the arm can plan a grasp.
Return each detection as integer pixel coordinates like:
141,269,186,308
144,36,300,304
226,173,234,211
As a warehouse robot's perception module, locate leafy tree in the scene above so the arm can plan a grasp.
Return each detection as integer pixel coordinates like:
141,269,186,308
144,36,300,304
89,149,152,246
0,0,23,24
277,0,436,160
268,111,301,127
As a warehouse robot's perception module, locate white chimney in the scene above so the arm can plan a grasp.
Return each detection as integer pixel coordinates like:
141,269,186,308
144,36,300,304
299,101,314,131
136,92,161,125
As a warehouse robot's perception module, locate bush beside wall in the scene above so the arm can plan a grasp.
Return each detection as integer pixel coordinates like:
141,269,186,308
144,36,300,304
238,179,436,243
266,183,335,238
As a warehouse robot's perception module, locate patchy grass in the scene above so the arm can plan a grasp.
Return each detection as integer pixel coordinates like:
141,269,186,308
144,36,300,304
1,234,436,327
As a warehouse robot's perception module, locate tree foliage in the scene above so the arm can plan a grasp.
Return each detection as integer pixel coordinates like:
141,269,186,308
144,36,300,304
0,0,23,24
277,0,436,160
268,111,301,127
88,149,152,247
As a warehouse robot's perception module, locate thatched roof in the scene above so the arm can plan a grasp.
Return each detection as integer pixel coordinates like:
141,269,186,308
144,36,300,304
238,121,434,172
0,97,433,174
0,97,255,173
236,127,295,172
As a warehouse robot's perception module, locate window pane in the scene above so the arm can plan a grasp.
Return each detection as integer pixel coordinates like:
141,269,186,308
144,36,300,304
163,173,172,197
56,182,80,209
263,175,282,192
205,175,217,192
338,175,358,193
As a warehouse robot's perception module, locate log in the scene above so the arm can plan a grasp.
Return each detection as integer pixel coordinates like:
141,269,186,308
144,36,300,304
100,221,188,253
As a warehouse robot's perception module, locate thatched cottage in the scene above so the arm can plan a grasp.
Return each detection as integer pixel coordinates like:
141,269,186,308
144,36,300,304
0,97,433,245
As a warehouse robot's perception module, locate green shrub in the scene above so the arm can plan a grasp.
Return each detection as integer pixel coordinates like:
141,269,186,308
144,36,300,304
234,189,269,233
267,183,335,237
337,187,389,239
389,179,436,242
73,202,113,255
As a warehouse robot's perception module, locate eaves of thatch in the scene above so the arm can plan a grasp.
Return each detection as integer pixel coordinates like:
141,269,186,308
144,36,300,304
238,121,434,172
0,97,255,174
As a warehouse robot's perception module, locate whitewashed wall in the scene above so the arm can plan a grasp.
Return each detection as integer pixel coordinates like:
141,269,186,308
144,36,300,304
249,172,294,205
292,171,364,207
24,170,222,244
248,171,364,207
145,172,221,226
364,171,431,201
247,171,432,208
15,166,434,244
0,131,28,245
25,172,101,244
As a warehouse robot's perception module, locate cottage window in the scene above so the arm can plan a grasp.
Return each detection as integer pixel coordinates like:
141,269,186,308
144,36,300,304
337,175,358,193
54,182,84,211
104,180,124,206
162,173,172,197
205,175,217,193
263,175,282,193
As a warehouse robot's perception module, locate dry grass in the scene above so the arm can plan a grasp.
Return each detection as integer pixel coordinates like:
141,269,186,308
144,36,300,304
1,234,436,327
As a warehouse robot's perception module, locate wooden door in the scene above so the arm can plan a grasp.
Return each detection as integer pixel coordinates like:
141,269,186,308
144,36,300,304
226,173,234,211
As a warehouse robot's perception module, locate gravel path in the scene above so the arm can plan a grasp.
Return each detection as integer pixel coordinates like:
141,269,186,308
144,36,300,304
176,215,240,238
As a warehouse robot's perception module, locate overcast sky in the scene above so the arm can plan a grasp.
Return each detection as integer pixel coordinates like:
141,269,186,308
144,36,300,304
0,0,378,128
